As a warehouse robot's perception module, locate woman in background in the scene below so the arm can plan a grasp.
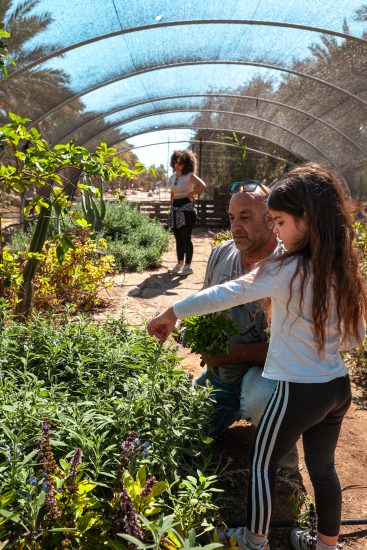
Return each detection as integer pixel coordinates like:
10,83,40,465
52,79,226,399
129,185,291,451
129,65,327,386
168,150,206,275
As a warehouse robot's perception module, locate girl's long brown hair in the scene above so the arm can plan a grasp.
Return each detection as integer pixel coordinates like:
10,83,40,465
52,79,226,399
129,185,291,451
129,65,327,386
267,163,367,351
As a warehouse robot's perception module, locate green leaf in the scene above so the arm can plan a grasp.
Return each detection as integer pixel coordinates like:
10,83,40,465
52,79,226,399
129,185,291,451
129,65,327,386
8,112,30,125
21,448,39,465
117,534,146,549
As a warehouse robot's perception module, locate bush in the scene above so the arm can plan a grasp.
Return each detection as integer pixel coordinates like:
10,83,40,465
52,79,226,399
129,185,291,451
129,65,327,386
102,201,152,241
102,202,170,272
0,307,219,546
33,234,115,310
0,234,115,311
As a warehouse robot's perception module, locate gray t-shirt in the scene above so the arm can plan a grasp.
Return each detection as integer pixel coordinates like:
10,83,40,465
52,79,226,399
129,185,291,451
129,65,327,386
203,239,269,384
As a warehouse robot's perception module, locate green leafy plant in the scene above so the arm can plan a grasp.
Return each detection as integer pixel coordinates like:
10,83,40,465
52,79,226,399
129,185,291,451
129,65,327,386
0,113,144,316
80,176,106,234
0,307,219,546
178,312,239,355
103,202,170,272
118,514,223,550
168,471,222,538
0,234,114,311
211,231,232,248
0,28,15,79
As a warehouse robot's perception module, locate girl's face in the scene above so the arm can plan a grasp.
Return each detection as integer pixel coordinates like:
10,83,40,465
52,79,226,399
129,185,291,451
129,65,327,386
269,209,308,251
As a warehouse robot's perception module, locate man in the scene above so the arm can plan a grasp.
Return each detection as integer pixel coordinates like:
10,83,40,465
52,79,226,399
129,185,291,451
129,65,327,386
195,182,298,472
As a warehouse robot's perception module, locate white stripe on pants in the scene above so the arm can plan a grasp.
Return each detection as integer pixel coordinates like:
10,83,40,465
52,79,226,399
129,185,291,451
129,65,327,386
250,380,289,534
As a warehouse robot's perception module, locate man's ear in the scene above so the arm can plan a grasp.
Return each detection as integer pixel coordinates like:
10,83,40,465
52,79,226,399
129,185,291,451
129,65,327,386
266,212,275,230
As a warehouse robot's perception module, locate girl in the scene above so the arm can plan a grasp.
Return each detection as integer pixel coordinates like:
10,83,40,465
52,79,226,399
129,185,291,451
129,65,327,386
168,150,206,275
148,163,366,550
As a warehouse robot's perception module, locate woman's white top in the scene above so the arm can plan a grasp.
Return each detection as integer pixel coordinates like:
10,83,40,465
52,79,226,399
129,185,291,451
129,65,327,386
170,173,193,199
173,257,365,383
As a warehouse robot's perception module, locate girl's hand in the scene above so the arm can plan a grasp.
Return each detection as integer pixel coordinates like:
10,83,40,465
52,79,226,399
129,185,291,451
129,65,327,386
188,191,196,202
147,307,178,341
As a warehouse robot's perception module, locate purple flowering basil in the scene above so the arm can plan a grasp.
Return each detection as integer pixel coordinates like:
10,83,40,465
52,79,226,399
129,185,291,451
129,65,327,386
44,480,61,519
139,476,156,497
41,421,52,437
119,487,144,541
69,448,83,479
119,430,137,468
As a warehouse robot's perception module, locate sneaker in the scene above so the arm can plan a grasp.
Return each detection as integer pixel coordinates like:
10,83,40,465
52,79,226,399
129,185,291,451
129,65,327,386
168,263,183,274
225,527,270,550
180,265,193,275
290,528,317,550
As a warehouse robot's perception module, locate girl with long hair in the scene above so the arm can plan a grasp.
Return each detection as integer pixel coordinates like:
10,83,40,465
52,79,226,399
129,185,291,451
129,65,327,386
168,149,206,275
148,163,366,550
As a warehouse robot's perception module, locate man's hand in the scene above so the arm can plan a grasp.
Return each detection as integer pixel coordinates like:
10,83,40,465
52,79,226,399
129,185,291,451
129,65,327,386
147,307,178,342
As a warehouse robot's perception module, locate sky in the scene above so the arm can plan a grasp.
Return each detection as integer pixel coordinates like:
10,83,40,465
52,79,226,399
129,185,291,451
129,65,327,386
7,0,367,171
126,129,193,171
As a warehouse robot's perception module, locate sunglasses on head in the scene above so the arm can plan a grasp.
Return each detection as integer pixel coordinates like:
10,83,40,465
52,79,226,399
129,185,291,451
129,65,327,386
230,180,269,195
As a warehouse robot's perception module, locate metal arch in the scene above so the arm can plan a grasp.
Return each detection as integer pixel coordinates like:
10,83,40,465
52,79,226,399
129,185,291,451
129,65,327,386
82,107,339,170
109,124,350,190
60,93,367,156
117,139,300,165
111,129,306,162
29,60,367,129
3,18,367,86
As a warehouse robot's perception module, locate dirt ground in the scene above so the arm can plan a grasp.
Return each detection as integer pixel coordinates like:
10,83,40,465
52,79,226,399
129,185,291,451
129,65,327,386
95,229,367,549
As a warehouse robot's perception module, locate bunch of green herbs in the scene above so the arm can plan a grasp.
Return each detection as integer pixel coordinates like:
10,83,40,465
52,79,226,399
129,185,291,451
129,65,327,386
178,312,239,355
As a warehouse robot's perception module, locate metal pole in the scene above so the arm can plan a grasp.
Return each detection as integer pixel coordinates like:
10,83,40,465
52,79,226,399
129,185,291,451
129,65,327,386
199,137,203,178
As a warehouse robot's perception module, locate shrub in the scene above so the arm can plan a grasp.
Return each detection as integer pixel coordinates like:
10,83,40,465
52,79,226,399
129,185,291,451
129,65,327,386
102,201,152,241
102,202,170,272
0,234,115,311
0,308,219,545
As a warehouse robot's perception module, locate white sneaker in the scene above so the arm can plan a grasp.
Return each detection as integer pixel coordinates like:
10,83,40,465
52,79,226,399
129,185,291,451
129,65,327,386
169,263,183,273
290,528,317,550
225,527,270,550
180,265,193,275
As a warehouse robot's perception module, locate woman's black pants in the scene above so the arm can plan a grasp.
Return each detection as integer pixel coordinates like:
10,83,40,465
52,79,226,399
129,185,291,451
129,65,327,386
173,211,196,264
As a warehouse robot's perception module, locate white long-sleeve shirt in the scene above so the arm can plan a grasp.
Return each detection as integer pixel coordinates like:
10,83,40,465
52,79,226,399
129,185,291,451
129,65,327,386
173,257,365,383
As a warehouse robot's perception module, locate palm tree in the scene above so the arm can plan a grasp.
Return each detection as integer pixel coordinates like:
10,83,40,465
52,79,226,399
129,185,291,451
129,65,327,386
0,0,84,129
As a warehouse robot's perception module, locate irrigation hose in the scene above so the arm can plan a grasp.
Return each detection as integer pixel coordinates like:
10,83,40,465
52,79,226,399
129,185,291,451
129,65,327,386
227,518,367,528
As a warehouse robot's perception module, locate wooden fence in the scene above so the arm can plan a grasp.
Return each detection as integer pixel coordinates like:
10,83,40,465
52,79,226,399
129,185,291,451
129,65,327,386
131,186,232,228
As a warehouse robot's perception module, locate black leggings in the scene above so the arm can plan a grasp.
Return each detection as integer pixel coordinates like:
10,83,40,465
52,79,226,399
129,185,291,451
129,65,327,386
172,206,196,264
247,375,351,537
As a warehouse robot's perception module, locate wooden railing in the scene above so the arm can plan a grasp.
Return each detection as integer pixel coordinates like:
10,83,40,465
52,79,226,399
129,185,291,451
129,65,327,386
132,199,230,228
128,185,232,228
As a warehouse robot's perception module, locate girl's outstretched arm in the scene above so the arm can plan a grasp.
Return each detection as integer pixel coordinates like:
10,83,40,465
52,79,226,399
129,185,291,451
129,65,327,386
148,269,275,342
147,307,177,341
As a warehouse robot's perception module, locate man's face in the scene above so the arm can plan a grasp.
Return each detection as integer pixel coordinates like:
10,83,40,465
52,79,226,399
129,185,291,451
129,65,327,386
228,191,273,254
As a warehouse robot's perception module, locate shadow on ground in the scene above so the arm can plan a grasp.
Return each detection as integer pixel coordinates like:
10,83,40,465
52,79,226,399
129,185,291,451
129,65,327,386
127,271,193,299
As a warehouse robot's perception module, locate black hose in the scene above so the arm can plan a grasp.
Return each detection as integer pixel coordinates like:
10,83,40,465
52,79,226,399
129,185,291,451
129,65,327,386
227,518,367,528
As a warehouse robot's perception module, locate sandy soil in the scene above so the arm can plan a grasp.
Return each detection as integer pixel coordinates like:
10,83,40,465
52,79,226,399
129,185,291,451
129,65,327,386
95,229,367,549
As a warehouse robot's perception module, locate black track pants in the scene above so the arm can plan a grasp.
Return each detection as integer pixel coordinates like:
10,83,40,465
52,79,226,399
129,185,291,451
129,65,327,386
247,375,351,537
173,211,196,264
